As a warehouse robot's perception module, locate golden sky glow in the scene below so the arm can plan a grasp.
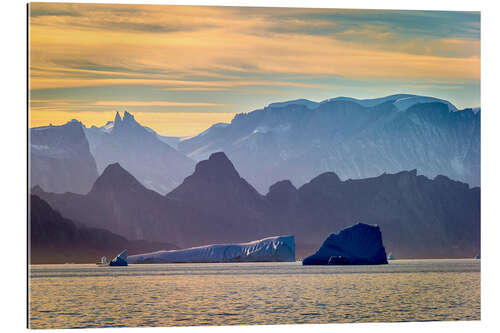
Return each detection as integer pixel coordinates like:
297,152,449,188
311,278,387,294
29,110,235,137
29,3,480,136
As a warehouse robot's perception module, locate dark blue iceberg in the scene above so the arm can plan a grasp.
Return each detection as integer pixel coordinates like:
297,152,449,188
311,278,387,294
302,223,388,265
109,249,128,266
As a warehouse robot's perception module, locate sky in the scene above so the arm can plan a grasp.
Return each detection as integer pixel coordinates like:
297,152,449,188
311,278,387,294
29,3,480,136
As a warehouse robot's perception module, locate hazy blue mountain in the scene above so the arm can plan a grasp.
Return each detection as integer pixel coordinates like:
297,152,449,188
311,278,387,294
34,153,480,259
143,127,182,149
30,120,98,194
178,94,479,193
267,98,319,110
321,94,458,111
84,111,195,194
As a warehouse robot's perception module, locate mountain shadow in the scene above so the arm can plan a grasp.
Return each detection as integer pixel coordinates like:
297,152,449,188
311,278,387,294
30,195,178,264
33,152,480,259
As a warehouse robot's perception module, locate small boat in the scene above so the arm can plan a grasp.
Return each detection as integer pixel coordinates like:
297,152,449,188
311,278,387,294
95,250,128,267
96,256,108,266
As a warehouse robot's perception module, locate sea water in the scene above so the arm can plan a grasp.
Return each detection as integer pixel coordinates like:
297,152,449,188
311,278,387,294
28,259,480,329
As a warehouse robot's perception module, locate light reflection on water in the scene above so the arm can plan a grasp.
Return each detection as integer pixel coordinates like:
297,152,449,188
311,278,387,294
28,259,480,329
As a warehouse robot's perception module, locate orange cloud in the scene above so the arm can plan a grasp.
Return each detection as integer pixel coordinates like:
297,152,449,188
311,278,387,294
29,77,333,90
29,4,480,90
92,100,225,107
28,3,480,135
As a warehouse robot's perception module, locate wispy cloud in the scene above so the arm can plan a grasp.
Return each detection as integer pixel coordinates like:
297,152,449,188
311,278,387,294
28,3,480,135
93,100,225,107
163,87,229,91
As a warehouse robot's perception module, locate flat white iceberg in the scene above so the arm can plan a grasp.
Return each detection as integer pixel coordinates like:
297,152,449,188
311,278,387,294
128,236,295,264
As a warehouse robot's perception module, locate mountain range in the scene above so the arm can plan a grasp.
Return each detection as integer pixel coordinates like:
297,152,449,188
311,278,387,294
179,94,480,193
29,93,481,261
33,152,480,259
30,94,480,197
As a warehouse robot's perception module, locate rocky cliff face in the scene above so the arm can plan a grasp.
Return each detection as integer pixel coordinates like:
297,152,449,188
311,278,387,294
30,120,98,194
179,95,480,193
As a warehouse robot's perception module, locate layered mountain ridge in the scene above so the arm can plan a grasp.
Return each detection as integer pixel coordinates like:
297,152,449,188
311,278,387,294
34,152,480,259
179,94,480,193
30,195,177,264
84,111,195,194
29,94,481,261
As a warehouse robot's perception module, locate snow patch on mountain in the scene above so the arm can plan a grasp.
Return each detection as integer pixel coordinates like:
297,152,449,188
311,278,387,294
392,96,457,112
267,99,319,110
179,94,479,192
320,94,457,112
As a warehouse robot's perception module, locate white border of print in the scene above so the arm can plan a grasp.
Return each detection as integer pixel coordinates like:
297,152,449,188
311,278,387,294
2,0,499,333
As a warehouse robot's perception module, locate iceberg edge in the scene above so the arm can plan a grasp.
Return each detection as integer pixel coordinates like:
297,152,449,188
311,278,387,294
302,223,388,265
128,235,295,264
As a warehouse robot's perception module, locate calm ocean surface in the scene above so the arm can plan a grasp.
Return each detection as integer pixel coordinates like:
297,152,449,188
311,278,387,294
28,259,480,329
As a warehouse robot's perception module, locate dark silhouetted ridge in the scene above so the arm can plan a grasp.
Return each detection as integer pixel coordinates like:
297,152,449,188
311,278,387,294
30,195,177,264
35,152,480,259
89,162,144,194
266,180,298,207
192,151,240,181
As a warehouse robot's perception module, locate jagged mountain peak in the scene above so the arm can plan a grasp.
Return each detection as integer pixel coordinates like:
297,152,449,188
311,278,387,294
112,111,140,131
268,179,297,193
101,161,126,173
123,111,135,122
114,111,122,124
90,162,144,194
83,110,195,195
167,152,264,210
193,152,240,181
266,180,298,206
